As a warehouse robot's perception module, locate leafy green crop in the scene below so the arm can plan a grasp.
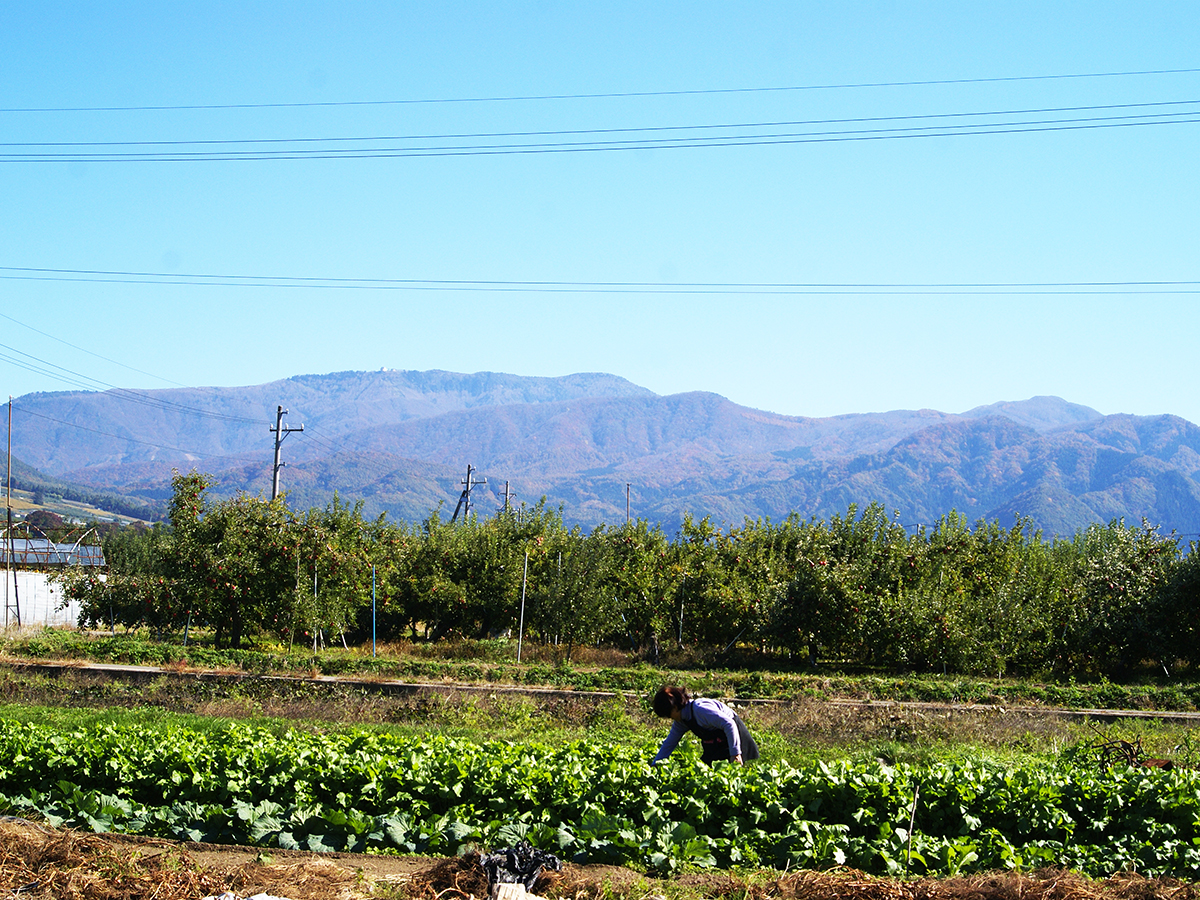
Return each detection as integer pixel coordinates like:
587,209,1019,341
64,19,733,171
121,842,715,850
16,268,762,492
0,719,1197,877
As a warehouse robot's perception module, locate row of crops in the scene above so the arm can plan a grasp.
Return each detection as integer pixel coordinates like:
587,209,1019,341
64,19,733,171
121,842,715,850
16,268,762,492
1,719,1198,877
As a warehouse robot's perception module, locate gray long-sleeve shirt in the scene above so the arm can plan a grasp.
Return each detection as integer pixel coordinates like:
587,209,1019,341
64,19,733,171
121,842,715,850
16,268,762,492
652,697,741,763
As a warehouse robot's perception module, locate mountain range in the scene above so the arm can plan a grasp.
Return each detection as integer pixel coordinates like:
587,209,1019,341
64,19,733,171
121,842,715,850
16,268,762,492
6,369,1200,538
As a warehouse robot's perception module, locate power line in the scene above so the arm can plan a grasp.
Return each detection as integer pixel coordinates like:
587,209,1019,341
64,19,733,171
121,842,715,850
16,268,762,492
290,425,343,457
0,340,265,424
2,369,327,506
4,106,1198,162
4,66,1199,113
0,311,187,389
0,312,345,459
1,319,370,492
1,267,1197,295
0,347,99,391
14,408,267,466
4,98,1196,149
0,317,343,457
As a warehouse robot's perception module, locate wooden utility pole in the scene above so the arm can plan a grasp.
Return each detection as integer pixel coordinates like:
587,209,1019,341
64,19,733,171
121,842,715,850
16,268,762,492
270,405,304,501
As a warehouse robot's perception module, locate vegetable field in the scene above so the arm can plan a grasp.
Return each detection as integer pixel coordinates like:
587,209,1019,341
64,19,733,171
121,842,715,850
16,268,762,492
1,719,1198,878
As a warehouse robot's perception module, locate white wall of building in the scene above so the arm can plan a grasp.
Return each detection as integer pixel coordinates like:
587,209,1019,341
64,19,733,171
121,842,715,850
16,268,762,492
1,570,81,628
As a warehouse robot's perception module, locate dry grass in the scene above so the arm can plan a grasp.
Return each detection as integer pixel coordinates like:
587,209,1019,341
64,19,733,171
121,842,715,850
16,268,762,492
751,870,1200,900
0,821,404,900
404,859,1200,900
220,857,371,900
755,697,1078,755
0,665,1099,760
0,820,226,900
2,821,1196,900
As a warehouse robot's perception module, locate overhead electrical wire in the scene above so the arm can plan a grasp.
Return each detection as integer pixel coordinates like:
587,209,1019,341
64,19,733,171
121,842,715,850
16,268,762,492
3,66,1199,113
5,115,1195,161
0,323,306,478
1,267,1197,295
0,310,315,470
1,315,354,461
6,65,1196,483
2,96,1199,163
5,98,1198,149
291,428,344,458
0,310,187,388
5,366,343,463
2,356,341,467
5,375,400,468
15,408,268,466
0,339,265,424
0,346,96,390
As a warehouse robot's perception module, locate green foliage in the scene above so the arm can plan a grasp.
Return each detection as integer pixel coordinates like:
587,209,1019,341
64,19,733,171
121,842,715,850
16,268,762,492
605,519,675,658
50,473,1200,680
1152,540,1200,670
10,626,1200,715
1055,520,1180,676
0,718,1198,877
529,525,618,661
164,472,303,648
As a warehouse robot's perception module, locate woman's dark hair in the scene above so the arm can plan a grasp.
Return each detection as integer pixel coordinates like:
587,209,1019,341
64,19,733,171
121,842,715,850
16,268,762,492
652,685,691,718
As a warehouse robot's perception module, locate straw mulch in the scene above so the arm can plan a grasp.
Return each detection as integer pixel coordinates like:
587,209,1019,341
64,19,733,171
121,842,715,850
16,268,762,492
401,855,1199,900
0,819,376,900
0,819,225,900
673,869,1200,900
2,819,1198,900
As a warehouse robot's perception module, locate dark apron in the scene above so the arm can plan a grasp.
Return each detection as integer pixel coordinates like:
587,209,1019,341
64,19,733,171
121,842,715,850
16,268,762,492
682,703,760,764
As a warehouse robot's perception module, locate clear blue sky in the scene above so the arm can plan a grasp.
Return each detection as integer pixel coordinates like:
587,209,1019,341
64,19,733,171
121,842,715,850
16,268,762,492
3,2,1198,424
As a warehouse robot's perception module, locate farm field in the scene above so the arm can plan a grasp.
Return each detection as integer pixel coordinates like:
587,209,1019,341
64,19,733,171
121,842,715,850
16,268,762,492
1,632,1199,898
0,673,1199,899
2,707,1200,877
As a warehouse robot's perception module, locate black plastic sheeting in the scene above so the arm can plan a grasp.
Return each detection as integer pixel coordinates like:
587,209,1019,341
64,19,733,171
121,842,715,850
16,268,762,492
479,842,563,891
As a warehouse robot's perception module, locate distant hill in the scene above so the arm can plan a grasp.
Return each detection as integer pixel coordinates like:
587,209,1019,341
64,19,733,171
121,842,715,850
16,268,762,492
6,370,1199,537
960,396,1104,431
3,456,162,523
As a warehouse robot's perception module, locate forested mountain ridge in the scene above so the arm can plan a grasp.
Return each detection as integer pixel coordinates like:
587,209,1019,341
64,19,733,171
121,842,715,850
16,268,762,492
6,369,1199,537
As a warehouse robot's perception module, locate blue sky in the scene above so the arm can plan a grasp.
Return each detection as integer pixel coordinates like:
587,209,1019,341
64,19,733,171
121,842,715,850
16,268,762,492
2,2,1198,424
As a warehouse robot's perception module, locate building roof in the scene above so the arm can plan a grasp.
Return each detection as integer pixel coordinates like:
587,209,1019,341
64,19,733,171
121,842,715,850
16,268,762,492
0,537,105,567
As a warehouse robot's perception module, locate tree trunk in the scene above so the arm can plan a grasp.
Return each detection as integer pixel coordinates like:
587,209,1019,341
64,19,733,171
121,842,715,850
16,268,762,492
229,602,243,649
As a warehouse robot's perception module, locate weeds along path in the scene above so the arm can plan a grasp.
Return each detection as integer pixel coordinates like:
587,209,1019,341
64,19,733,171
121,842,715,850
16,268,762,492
5,659,1200,726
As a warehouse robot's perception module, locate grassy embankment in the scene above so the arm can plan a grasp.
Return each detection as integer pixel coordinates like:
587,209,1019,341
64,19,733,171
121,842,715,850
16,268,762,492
2,627,1199,769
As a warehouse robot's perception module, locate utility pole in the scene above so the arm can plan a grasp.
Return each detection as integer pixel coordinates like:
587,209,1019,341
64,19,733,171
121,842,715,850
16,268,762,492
269,405,304,502
6,397,20,628
450,464,487,523
500,480,514,514
626,483,631,524
517,549,528,662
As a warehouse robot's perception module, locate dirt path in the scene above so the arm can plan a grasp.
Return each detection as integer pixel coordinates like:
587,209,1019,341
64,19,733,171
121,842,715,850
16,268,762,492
13,658,1200,722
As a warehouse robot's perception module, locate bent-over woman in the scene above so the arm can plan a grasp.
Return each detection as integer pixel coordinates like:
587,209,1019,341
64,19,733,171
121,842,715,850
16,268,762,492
651,684,759,765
